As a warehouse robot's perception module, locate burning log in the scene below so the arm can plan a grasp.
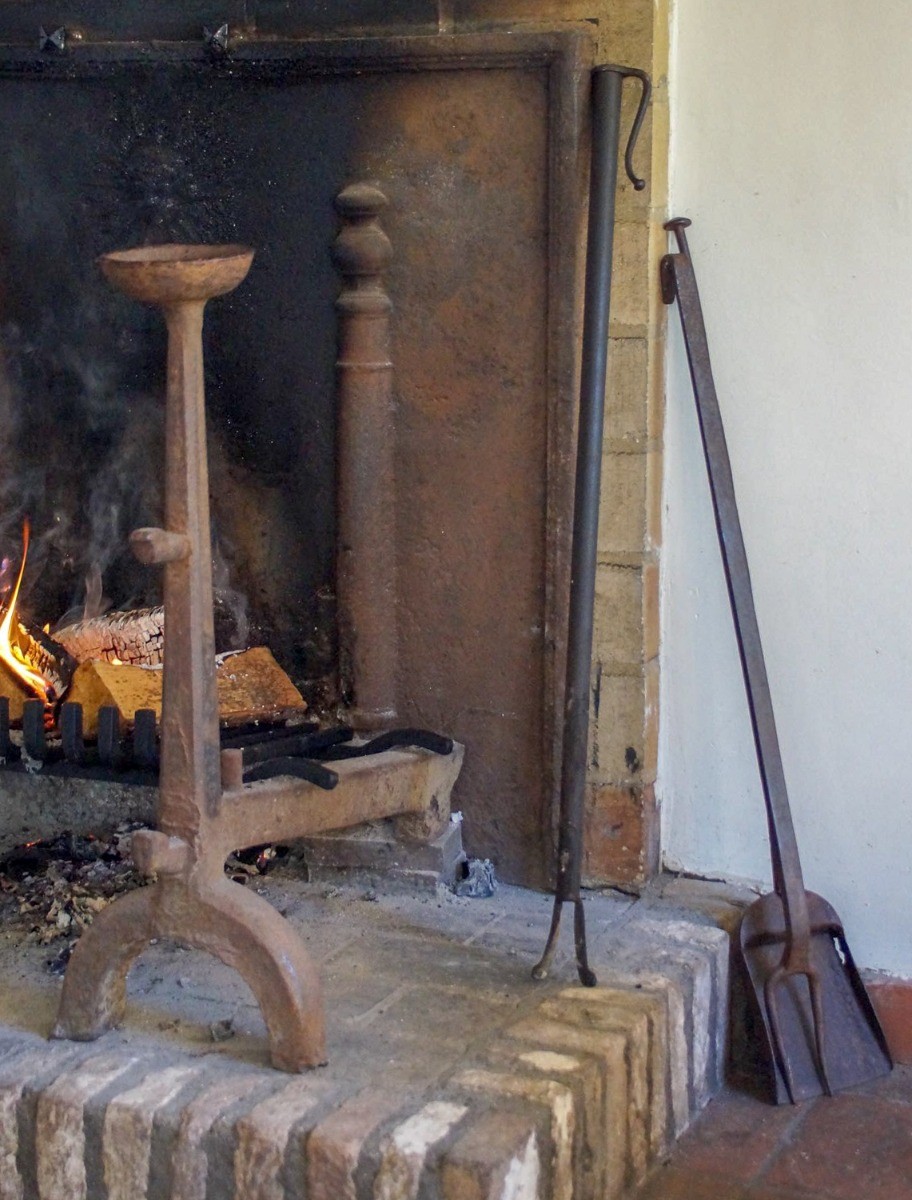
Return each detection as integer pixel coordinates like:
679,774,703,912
13,622,77,697
54,606,165,667
54,599,248,666
0,621,76,717
66,645,307,736
0,520,76,705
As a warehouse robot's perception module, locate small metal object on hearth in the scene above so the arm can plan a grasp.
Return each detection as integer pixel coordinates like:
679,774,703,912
203,23,229,56
38,26,66,53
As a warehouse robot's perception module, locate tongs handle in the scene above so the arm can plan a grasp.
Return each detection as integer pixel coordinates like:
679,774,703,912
661,220,811,967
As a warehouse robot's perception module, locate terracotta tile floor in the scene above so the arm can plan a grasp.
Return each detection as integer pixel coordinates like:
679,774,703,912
636,1066,912,1199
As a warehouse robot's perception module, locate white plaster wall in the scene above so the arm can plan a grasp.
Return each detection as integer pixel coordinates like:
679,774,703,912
661,0,912,975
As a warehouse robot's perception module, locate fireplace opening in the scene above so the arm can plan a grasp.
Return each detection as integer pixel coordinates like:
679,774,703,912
0,30,592,889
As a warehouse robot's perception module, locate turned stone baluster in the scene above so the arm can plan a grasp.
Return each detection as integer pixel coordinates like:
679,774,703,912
332,183,398,731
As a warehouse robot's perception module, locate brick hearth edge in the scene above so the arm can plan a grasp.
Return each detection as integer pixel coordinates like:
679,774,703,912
0,893,731,1200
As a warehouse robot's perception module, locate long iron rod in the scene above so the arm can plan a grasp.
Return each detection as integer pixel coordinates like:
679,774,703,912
659,220,810,961
534,64,650,984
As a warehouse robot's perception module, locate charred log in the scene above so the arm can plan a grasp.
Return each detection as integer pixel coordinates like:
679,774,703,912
54,607,164,667
54,598,250,667
11,620,76,702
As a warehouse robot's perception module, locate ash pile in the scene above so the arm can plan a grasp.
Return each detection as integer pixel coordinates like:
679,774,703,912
0,827,281,974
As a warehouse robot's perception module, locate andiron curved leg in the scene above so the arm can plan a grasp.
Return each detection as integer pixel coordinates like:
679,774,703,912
53,886,155,1042
54,873,326,1072
166,876,327,1072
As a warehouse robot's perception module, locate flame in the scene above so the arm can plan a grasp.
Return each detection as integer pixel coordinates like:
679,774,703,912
0,521,50,703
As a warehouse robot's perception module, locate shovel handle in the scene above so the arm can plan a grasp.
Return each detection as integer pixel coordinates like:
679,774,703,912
660,225,811,960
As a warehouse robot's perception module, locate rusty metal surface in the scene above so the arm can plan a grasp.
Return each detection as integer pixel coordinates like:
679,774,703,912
215,745,462,859
350,32,593,887
99,244,254,834
661,219,891,1104
332,183,398,730
52,243,330,1071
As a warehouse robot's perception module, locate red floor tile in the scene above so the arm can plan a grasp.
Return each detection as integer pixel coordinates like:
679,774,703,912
668,1089,806,1185
851,1065,912,1108
636,1069,912,1200
637,1165,747,1199
868,981,912,1065
759,1094,912,1200
745,1188,829,1200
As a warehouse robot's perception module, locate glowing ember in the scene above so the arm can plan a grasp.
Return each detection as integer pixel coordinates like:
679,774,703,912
0,521,52,703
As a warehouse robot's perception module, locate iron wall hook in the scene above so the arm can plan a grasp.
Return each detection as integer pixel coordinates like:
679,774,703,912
664,215,692,256
660,217,693,304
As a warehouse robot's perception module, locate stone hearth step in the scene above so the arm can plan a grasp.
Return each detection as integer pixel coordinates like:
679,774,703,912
0,882,738,1199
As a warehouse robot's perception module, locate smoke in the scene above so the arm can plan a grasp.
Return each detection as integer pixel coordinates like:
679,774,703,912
0,311,164,620
83,393,163,583
212,532,250,651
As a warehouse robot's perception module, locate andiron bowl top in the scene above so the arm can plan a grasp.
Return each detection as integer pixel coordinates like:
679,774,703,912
98,243,255,305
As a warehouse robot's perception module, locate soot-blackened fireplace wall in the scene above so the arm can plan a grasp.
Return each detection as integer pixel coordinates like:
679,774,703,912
0,24,592,887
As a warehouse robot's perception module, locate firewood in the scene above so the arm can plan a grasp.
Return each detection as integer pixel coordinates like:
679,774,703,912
0,661,28,721
0,621,76,713
66,646,307,736
54,607,165,667
14,621,77,700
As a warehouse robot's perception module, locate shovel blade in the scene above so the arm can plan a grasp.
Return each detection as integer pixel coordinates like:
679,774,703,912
739,891,892,1104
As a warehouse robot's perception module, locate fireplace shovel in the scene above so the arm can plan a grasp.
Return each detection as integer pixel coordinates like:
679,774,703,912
660,218,892,1105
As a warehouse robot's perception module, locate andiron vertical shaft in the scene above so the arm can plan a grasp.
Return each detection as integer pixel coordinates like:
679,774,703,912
159,299,222,828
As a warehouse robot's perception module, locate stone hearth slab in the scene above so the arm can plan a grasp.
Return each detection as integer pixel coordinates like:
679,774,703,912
0,878,733,1199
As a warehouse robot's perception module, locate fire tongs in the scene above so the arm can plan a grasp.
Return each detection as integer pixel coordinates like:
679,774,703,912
52,245,460,1071
534,63,651,985
660,219,891,1103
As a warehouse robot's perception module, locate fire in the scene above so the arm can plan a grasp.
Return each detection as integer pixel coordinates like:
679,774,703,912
0,521,51,703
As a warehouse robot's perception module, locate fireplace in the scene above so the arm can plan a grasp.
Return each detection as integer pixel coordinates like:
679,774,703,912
0,20,683,1200
0,20,605,892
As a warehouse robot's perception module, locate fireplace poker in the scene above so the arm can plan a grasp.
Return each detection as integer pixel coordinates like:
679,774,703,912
533,64,651,985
